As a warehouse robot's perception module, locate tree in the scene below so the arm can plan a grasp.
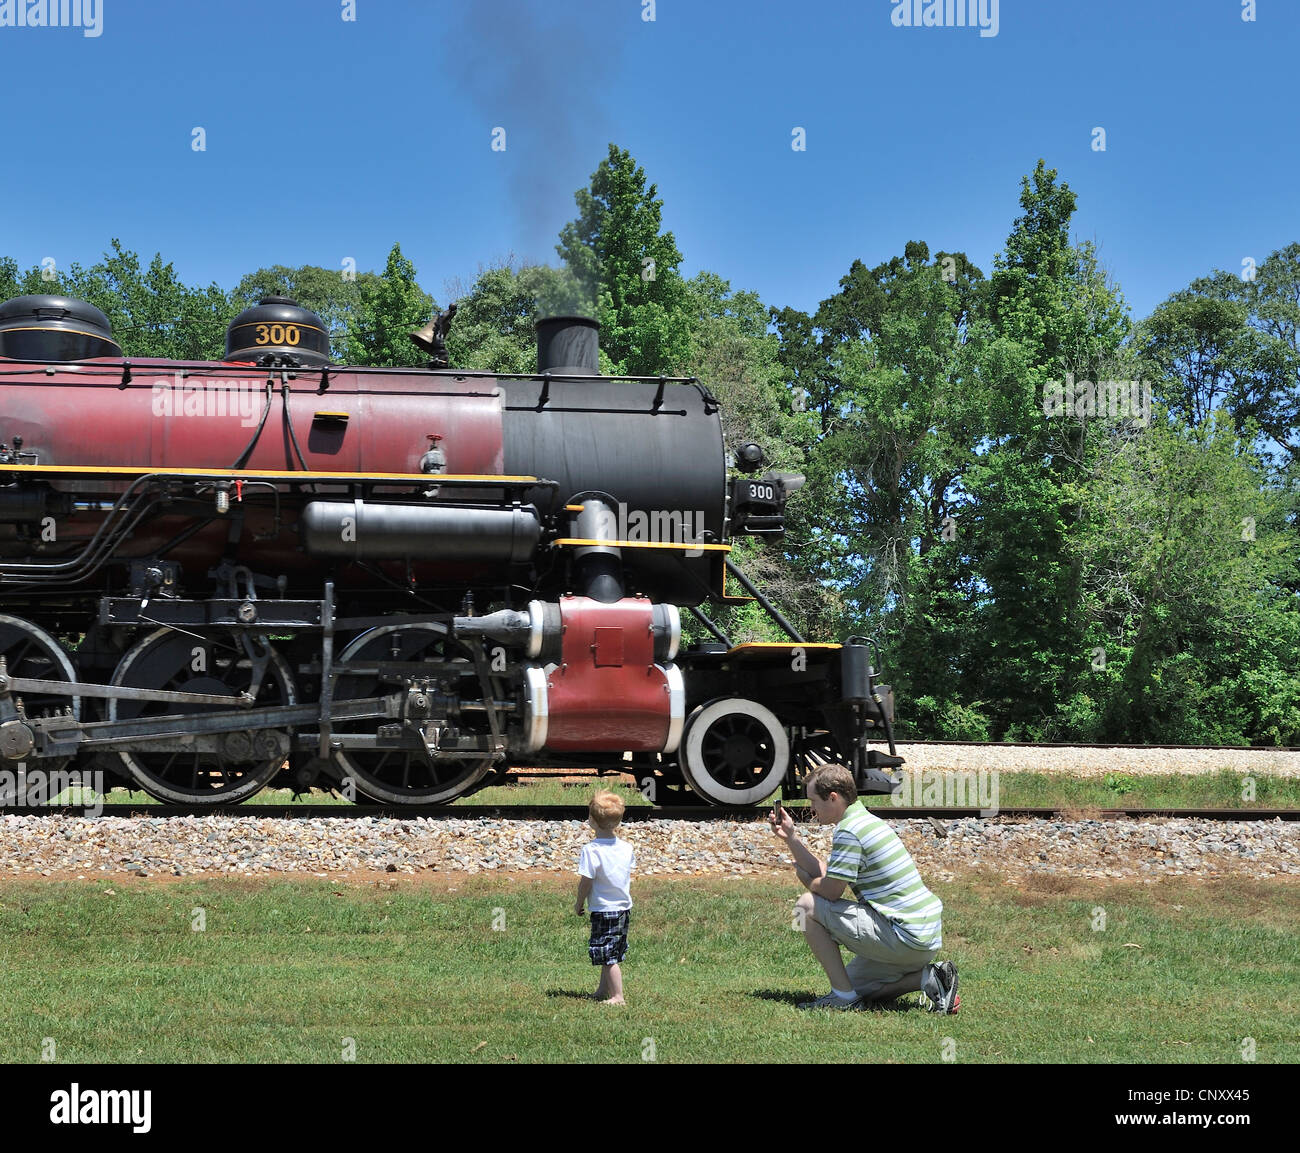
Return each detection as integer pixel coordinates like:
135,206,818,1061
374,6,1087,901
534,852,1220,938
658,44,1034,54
443,261,574,374
1134,254,1299,474
771,242,987,699
1247,244,1300,471
343,243,433,368
959,162,1131,737
1135,278,1287,439
556,144,691,376
1069,409,1299,743
64,241,228,360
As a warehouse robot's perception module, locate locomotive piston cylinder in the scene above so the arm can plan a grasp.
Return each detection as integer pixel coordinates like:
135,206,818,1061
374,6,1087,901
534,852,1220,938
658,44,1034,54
301,501,541,562
453,600,558,660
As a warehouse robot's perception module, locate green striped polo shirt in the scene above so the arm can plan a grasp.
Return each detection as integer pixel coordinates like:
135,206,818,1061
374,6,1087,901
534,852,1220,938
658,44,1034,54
824,800,943,950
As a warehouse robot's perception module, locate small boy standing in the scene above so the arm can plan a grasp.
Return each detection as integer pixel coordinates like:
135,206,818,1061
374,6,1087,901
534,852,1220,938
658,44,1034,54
574,789,635,1004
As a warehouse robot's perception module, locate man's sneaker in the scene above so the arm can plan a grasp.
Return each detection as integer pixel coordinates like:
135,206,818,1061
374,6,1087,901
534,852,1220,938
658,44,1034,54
797,990,862,1011
921,961,959,1014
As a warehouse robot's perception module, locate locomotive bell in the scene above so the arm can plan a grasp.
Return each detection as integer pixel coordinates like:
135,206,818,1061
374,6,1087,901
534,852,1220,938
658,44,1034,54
409,303,457,367
409,320,437,352
225,296,330,366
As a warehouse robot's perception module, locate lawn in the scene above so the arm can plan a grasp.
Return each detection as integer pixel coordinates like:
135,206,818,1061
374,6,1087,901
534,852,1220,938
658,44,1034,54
1,873,1295,1064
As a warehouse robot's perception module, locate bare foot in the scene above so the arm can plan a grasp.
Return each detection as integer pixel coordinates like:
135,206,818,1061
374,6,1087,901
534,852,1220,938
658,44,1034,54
598,996,625,1005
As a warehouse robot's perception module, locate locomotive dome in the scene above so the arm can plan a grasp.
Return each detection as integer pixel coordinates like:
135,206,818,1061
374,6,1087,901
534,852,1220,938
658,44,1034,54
0,294,121,361
225,295,330,366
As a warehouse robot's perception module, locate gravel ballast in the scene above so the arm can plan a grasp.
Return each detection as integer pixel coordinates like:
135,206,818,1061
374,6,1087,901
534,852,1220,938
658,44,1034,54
889,743,1300,777
3,747,1297,882
1,812,1296,883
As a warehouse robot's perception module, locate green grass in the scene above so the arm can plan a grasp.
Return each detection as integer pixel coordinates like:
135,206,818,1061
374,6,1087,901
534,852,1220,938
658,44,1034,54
0,874,1295,1063
861,767,1300,811
78,767,1300,810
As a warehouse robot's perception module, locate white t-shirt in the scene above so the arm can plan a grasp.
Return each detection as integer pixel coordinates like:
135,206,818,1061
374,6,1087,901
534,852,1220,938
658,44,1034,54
577,837,635,912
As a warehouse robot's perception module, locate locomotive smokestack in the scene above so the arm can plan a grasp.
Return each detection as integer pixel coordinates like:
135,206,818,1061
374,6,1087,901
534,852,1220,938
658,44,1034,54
536,316,599,376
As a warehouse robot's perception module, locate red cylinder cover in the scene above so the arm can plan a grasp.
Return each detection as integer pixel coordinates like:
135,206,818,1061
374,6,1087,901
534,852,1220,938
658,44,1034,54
544,596,672,751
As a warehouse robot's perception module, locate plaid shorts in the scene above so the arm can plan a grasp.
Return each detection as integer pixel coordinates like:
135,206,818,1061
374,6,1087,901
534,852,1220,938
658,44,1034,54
588,910,630,965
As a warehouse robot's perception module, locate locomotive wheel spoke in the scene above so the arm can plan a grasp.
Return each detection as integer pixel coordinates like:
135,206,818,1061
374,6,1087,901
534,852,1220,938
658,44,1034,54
108,629,295,806
331,623,496,805
0,615,82,775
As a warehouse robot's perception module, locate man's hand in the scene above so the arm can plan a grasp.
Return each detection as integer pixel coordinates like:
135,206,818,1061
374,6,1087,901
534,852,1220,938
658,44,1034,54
768,805,795,842
573,902,585,916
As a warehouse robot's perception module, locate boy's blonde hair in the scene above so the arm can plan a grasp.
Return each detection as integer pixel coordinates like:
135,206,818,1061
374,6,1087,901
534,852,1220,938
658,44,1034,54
588,789,625,830
808,764,857,804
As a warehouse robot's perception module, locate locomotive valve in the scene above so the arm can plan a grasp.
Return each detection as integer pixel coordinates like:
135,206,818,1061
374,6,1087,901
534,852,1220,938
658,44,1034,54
419,435,446,475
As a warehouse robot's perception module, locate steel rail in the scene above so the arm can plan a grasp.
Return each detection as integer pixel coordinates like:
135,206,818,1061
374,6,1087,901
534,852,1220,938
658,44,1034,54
7,805,1297,821
879,740,1300,752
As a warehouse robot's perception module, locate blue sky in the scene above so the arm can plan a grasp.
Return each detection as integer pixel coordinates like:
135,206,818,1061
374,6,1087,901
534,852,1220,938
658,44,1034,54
0,0,1295,325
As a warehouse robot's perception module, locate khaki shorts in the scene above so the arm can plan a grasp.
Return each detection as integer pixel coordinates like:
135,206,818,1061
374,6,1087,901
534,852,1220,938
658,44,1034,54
812,895,939,998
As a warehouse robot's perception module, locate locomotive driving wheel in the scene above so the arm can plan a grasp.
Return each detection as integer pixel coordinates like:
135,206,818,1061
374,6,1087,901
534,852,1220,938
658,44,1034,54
108,629,296,805
679,697,790,806
0,615,82,773
329,623,499,805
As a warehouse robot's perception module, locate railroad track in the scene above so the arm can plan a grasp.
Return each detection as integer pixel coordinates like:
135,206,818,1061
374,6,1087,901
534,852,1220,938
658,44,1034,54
879,741,1300,751
10,804,1299,821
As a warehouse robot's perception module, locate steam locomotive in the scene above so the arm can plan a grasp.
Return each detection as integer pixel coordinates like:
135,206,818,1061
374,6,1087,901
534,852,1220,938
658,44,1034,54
0,292,903,807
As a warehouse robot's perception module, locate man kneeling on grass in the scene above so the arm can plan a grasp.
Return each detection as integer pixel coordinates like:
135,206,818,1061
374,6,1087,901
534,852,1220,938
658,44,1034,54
770,764,959,1013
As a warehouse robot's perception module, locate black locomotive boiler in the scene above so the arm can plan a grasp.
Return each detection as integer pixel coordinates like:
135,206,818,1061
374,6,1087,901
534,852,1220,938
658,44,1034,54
0,293,902,807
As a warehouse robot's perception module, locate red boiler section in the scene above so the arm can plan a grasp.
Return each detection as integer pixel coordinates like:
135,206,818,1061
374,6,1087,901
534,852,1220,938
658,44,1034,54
1,365,506,477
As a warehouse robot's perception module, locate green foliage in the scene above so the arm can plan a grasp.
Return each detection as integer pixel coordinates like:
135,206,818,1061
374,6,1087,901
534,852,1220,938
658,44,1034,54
678,270,829,642
1134,252,1300,474
556,144,692,376
771,240,987,653
958,166,1132,739
1070,409,1299,743
443,262,572,374
908,696,992,742
343,243,433,368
